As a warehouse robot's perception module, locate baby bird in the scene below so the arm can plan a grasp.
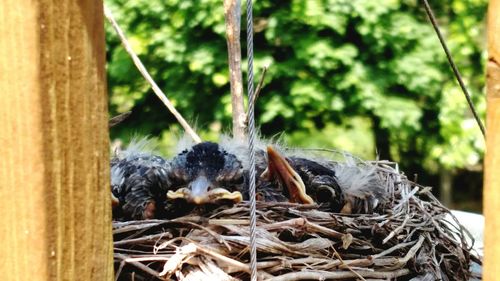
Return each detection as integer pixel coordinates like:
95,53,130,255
263,146,386,214
111,138,387,220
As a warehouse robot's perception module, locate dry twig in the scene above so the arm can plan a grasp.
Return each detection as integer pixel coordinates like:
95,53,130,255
109,111,132,128
104,6,201,143
245,66,269,125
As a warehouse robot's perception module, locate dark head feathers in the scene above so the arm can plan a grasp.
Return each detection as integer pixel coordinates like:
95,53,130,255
170,142,244,185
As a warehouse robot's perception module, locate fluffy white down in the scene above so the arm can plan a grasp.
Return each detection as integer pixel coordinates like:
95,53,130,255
333,160,383,199
115,136,158,161
219,135,286,170
174,134,197,154
110,165,125,188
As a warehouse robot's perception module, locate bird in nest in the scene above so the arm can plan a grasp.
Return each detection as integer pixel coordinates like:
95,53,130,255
110,137,387,220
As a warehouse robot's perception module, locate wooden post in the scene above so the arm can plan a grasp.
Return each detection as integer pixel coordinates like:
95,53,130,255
0,0,113,280
484,0,500,280
224,0,247,140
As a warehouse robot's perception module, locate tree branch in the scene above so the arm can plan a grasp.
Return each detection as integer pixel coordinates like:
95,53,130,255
223,0,246,140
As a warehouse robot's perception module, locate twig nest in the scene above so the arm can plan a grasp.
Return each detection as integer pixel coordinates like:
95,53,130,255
113,160,481,281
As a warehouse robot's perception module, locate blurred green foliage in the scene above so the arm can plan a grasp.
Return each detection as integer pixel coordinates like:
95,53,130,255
106,0,487,184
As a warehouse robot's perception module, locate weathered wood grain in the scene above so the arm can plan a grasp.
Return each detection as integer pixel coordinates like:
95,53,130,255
484,0,500,280
0,0,113,280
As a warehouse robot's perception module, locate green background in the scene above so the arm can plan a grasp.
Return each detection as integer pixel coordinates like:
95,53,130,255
105,0,487,212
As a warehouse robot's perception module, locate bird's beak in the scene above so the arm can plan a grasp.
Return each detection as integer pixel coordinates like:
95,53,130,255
264,146,314,204
111,193,120,207
166,176,242,204
189,176,211,203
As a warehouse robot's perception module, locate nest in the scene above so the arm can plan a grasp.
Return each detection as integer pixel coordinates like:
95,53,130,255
113,157,482,281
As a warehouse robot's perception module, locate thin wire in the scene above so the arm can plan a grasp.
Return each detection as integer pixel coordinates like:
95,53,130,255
421,0,486,137
245,0,258,280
